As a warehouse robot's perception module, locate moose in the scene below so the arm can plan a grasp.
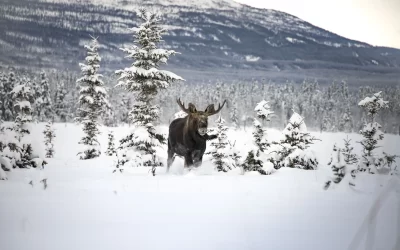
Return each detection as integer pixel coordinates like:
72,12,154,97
167,98,227,171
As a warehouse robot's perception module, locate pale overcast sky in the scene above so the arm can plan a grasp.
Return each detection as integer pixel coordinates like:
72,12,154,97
234,0,400,49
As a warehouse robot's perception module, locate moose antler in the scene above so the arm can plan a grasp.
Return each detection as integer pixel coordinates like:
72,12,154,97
205,100,227,116
177,98,190,113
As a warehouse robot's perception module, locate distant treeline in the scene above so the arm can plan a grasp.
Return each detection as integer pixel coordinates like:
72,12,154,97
1,66,399,134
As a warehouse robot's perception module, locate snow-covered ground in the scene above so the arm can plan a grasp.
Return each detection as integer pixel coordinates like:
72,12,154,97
1,123,399,250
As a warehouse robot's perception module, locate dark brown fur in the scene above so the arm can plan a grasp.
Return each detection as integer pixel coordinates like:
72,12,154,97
167,99,226,171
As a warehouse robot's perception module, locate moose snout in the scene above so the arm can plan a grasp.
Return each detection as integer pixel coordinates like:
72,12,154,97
198,127,207,136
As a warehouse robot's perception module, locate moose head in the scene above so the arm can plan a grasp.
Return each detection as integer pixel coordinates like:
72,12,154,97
177,98,227,136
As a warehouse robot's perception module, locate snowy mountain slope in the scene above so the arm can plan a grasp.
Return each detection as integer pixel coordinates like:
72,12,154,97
1,122,399,250
0,0,400,83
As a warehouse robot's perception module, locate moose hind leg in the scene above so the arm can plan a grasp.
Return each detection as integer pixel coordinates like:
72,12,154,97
167,150,175,173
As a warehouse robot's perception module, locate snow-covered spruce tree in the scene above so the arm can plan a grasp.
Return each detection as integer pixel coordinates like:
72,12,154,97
75,37,110,160
0,73,6,121
209,116,233,172
30,78,42,121
54,81,68,122
105,130,116,156
242,101,275,175
358,91,396,174
0,121,23,173
10,82,46,169
255,100,274,124
1,72,16,121
338,106,352,133
270,112,319,170
115,8,183,173
251,100,274,152
230,101,240,130
241,150,267,175
38,71,53,121
342,137,358,165
103,105,116,127
11,83,34,139
228,140,241,170
43,121,56,158
252,119,268,152
324,140,358,190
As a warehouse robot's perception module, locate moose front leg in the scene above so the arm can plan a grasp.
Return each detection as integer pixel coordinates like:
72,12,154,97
184,153,194,169
193,156,203,168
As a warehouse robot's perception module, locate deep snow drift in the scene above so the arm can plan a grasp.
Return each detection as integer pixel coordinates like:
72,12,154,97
0,123,399,250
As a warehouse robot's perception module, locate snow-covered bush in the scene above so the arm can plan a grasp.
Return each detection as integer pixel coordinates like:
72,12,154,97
358,91,397,174
270,112,319,170
76,37,110,160
115,8,183,173
43,121,56,158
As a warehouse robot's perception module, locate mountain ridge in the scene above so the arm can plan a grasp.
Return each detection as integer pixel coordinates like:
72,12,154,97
0,0,399,84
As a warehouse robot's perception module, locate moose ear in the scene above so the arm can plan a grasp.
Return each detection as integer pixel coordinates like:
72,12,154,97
188,103,197,113
204,104,214,113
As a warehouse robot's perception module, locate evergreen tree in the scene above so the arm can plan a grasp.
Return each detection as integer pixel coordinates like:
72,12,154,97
209,116,233,172
321,113,333,132
30,78,42,121
228,140,241,169
105,130,117,156
11,82,34,139
230,101,240,130
103,105,116,127
0,72,6,121
9,82,46,169
115,8,183,173
324,140,357,190
358,91,396,174
54,81,68,122
76,37,110,160
0,121,22,169
271,112,319,170
255,100,274,122
241,150,267,175
338,106,352,133
242,101,276,175
342,137,358,165
38,71,53,121
1,72,16,121
43,121,56,158
252,119,269,152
